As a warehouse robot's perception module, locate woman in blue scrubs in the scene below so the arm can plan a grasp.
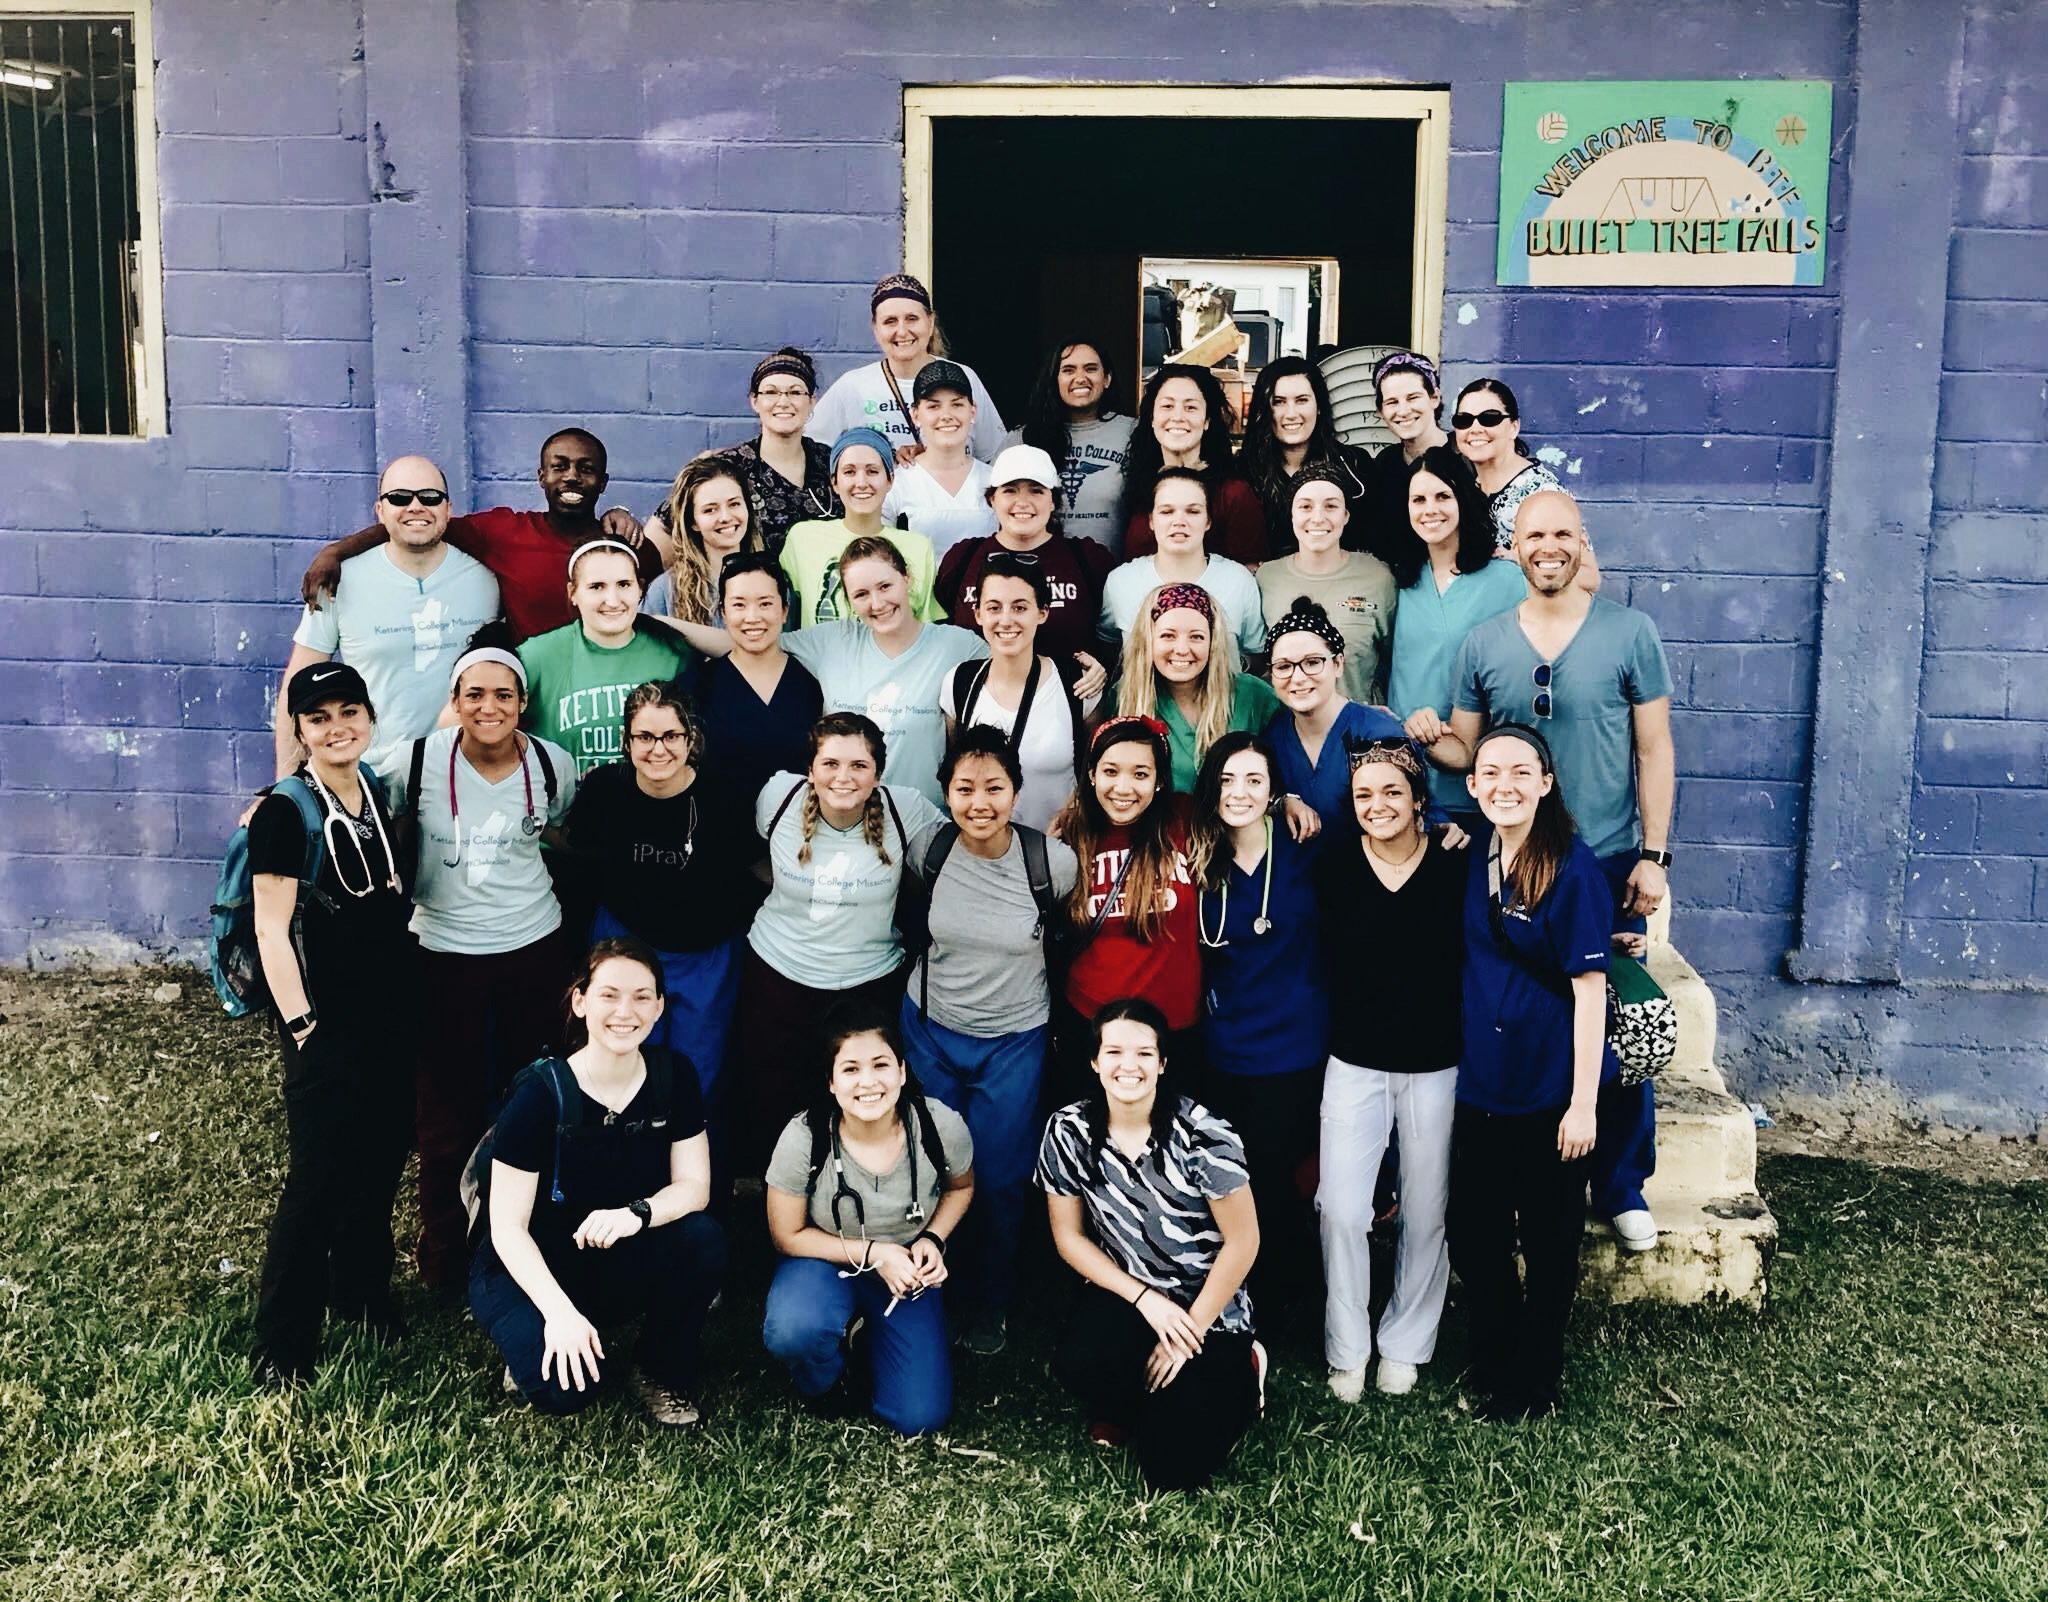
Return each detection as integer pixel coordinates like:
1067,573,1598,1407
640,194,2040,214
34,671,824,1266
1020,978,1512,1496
1265,596,1421,831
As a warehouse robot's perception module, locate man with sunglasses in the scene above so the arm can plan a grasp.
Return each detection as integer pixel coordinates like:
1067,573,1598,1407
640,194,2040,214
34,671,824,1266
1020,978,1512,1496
1435,489,1675,1255
276,456,501,777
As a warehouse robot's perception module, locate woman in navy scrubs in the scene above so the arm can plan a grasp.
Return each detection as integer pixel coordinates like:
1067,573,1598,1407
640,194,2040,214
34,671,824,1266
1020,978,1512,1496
1190,730,1327,1301
1264,597,1416,832
1449,723,1616,1421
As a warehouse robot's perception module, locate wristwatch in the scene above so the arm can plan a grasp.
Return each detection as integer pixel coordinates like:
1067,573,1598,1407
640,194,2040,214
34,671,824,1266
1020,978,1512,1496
1639,848,1674,868
627,1198,653,1229
282,1009,317,1036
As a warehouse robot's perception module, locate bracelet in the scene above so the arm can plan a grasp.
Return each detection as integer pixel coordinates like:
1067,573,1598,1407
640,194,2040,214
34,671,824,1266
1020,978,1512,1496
912,1228,947,1256
1130,1284,1150,1308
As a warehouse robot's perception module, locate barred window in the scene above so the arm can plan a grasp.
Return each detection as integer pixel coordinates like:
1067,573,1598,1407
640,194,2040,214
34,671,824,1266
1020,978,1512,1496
1,7,159,436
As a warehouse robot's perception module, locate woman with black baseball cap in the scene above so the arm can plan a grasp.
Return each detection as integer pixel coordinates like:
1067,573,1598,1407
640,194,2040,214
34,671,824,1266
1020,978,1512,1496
248,661,414,1385
807,273,1007,462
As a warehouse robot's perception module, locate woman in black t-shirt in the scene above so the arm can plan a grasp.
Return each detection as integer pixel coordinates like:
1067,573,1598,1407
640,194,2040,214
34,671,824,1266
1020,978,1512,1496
1312,738,1465,1406
470,938,727,1425
247,661,415,1386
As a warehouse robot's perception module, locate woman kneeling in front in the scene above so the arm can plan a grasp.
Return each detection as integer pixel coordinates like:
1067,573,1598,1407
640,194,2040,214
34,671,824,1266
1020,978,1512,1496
1036,998,1265,1492
763,1004,974,1436
470,938,728,1426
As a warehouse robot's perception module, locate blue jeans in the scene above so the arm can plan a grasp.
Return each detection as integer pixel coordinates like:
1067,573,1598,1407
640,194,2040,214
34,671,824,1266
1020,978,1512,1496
762,1256,952,1436
1593,850,1657,1215
471,1212,728,1415
898,997,1047,1313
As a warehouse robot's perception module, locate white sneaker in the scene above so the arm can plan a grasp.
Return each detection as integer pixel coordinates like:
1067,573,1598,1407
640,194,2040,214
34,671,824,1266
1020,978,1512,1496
1327,1365,1367,1404
1374,1359,1419,1396
501,1365,521,1397
1612,1208,1659,1252
1250,1340,1269,1417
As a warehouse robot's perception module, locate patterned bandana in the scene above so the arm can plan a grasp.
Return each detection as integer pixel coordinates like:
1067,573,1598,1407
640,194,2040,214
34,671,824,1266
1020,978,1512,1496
1344,736,1427,786
1150,583,1214,623
1090,714,1170,760
870,273,933,314
1371,349,1441,398
1266,602,1346,657
750,350,815,392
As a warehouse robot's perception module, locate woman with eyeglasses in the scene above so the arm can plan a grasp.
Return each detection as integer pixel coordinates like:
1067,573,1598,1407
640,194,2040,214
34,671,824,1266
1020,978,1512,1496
1119,365,1267,566
1452,724,1617,1421
1387,447,1527,830
470,938,726,1428
1188,731,1328,1305
763,1002,974,1434
1451,377,1562,555
1264,596,1417,833
1358,351,1450,560
1314,738,1465,1404
678,551,822,809
1007,335,1136,555
1256,464,1399,705
942,549,1100,833
390,639,578,1293
807,273,1007,463
1036,998,1264,1493
1236,357,1377,561
1100,469,1267,672
897,727,1079,1354
565,683,759,1189
729,347,841,552
1115,581,1283,797
641,454,766,626
731,712,946,1169
1048,717,1203,1096
248,661,415,1385
780,428,945,629
935,442,1115,671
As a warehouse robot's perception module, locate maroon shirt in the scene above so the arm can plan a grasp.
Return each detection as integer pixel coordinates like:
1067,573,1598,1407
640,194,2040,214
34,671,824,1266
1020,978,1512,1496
1122,476,1268,566
445,508,665,643
934,532,1115,663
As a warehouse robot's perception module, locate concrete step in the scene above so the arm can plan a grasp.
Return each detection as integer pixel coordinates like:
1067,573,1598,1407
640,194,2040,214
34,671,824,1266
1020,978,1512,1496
1581,1188,1777,1309
1644,1072,1759,1209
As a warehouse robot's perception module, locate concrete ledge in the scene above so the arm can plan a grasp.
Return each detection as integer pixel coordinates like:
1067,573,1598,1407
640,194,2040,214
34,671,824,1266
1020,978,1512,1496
1583,1192,1777,1310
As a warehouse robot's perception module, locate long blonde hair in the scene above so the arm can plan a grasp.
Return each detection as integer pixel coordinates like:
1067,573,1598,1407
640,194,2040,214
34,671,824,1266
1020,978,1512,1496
659,453,764,625
1116,584,1240,773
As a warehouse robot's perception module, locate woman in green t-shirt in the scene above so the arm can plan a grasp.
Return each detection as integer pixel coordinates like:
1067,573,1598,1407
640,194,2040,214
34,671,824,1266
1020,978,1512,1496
1113,580,1282,795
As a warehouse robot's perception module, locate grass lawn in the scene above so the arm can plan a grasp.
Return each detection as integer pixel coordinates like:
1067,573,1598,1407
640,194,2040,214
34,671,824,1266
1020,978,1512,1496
3,971,2045,1601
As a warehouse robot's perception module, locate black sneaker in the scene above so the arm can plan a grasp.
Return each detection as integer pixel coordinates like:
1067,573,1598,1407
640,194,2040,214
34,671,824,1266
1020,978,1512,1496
953,1305,1008,1355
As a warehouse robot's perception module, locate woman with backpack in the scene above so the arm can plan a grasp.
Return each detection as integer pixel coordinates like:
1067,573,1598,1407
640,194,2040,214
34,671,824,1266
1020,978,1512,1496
897,727,1079,1354
763,1003,975,1435
941,548,1101,833
1035,998,1264,1492
470,938,727,1427
247,661,414,1386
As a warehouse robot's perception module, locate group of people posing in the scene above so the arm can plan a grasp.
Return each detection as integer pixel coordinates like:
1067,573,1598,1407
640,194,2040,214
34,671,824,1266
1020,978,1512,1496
245,271,1675,1492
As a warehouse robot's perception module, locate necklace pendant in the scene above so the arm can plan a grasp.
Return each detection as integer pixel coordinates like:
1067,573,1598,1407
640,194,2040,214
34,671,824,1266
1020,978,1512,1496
1253,916,1273,935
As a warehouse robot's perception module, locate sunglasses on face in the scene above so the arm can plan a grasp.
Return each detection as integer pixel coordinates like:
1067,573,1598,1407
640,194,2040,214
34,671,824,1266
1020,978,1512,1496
1451,409,1512,430
1532,661,1554,720
379,488,449,508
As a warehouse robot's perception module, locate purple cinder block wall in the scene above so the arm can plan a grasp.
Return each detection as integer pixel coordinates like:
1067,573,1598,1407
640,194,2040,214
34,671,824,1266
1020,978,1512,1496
1,0,2043,1125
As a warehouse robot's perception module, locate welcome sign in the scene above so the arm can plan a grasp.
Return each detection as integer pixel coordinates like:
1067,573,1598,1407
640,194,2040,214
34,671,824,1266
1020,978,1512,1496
1497,81,1833,287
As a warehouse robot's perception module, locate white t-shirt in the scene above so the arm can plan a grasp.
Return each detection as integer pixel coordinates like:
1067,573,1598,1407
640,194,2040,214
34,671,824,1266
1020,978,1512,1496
882,458,997,556
806,358,1009,462
1099,555,1267,666
939,659,1090,833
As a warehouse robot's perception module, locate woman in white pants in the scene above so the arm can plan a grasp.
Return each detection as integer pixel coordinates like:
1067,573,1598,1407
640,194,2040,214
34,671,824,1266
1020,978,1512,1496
1312,739,1466,1400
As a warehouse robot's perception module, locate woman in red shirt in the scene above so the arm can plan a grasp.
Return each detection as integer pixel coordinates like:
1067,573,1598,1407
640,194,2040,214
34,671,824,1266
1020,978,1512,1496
1048,716,1202,1101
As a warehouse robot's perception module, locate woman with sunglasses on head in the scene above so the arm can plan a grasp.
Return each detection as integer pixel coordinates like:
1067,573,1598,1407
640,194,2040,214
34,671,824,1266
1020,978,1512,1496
807,273,1007,463
1101,469,1267,673
934,442,1115,673
1256,464,1399,706
641,454,766,625
565,684,759,1192
1314,738,1465,1404
780,428,945,629
677,552,823,809
763,1003,974,1434
1264,596,1418,834
1007,335,1136,556
1387,447,1528,830
248,661,415,1385
1119,364,1267,566
897,727,1078,1354
389,638,579,1294
1188,732,1328,1306
1036,998,1264,1493
729,347,841,552
1115,582,1284,798
1452,376,1562,556
731,713,946,1170
1452,724,1616,1421
942,549,1101,833
1357,352,1451,559
471,938,726,1427
1237,357,1377,560
1048,718,1202,1097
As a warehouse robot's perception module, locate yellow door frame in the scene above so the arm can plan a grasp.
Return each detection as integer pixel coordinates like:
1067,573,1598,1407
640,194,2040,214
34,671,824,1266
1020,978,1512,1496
902,84,1453,364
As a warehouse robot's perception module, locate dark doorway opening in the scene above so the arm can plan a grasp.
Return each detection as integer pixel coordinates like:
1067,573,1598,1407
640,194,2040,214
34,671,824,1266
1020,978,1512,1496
929,115,1418,423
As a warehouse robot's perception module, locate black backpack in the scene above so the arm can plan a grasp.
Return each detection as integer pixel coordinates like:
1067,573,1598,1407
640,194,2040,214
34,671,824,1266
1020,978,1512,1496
392,734,559,893
902,819,1063,1016
948,654,1085,766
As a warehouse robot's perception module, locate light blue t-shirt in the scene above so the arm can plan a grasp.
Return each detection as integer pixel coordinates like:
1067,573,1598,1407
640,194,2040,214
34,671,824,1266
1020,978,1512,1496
292,545,501,772
748,772,945,988
1387,558,1527,814
386,726,578,956
1099,555,1266,666
782,620,988,804
1452,596,1674,860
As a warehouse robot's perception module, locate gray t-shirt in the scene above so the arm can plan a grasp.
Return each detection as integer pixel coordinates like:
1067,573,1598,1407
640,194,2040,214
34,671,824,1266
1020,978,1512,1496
764,1098,974,1246
1003,414,1138,557
1452,596,1674,860
905,822,1080,1036
1257,552,1399,704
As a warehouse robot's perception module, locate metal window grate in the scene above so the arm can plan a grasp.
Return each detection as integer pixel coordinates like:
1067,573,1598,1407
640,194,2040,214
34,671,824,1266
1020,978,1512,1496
1,14,139,435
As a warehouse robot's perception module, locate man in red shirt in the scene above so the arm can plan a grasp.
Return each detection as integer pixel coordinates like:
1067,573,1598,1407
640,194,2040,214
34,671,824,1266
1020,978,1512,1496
299,428,668,643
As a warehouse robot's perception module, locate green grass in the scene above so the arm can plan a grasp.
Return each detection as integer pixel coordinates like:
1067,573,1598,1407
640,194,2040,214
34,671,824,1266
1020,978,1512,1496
2,972,2045,1601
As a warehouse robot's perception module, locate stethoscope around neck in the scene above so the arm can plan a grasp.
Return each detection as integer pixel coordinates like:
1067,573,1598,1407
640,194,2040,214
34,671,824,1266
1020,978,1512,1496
303,766,402,898
1198,814,1277,948
443,733,539,867
829,1113,928,1250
